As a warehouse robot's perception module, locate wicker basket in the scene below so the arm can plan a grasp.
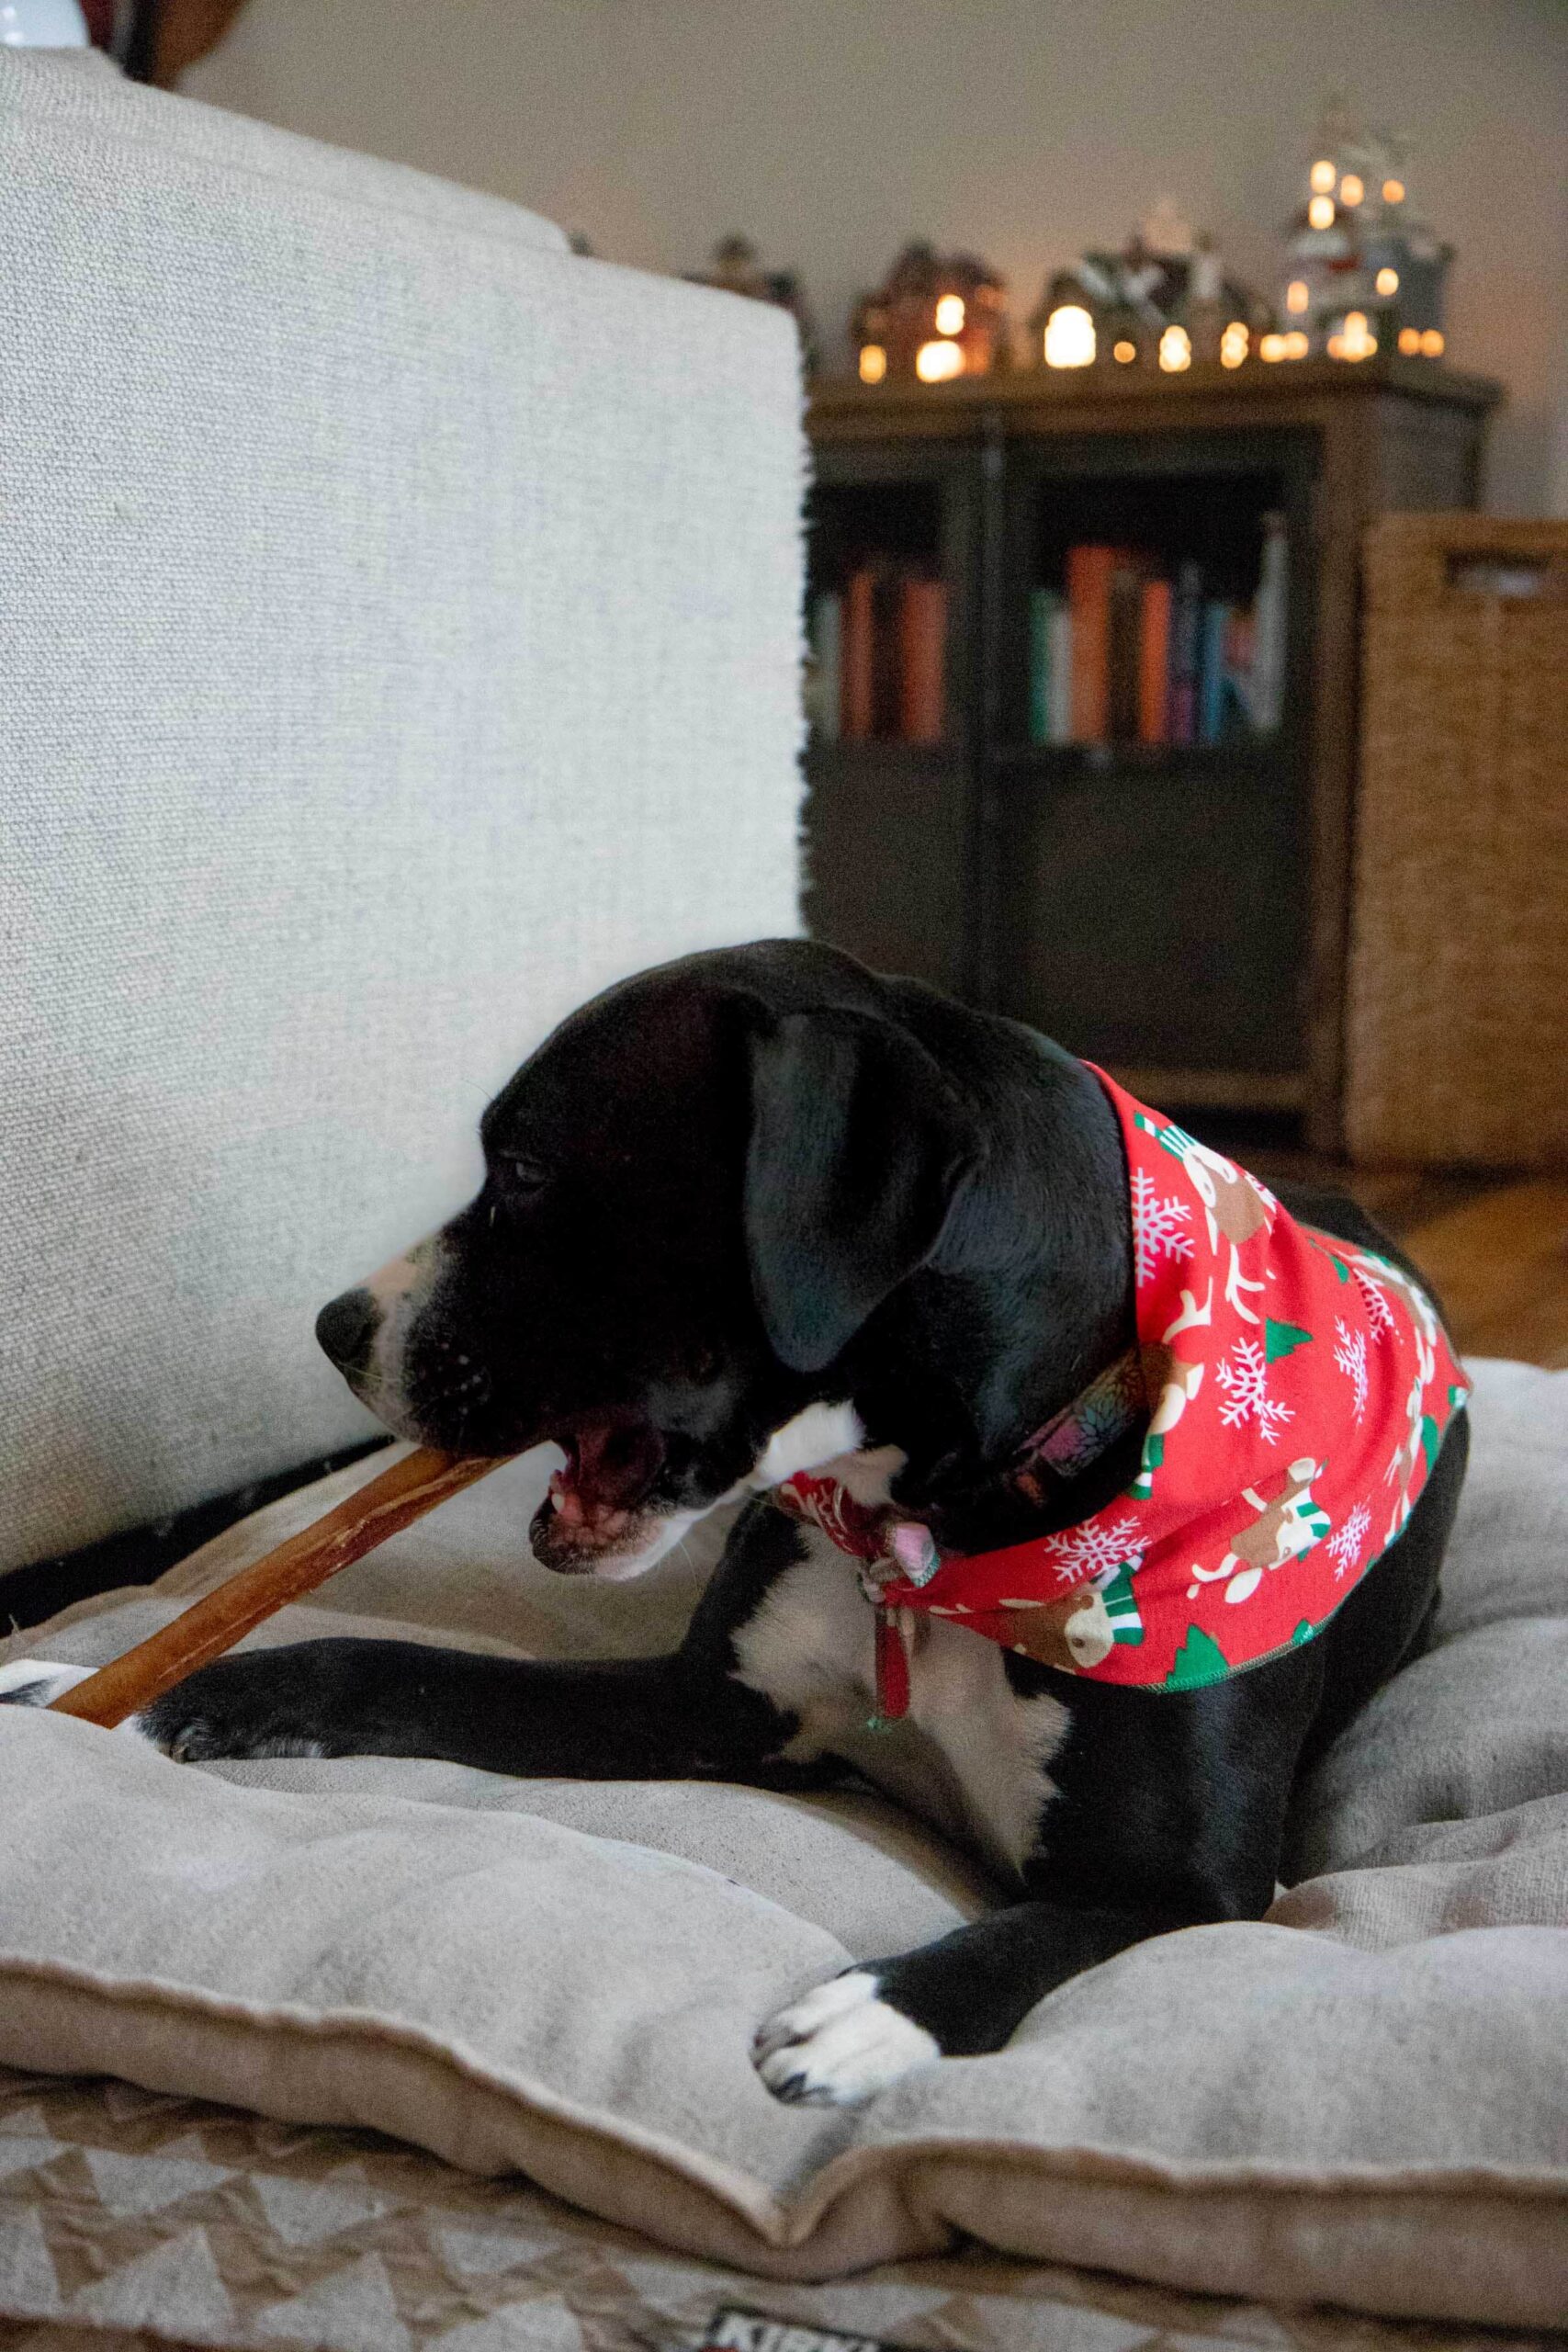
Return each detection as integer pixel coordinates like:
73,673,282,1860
1345,514,1568,1168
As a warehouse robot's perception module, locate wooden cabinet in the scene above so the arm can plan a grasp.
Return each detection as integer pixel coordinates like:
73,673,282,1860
805,356,1498,1148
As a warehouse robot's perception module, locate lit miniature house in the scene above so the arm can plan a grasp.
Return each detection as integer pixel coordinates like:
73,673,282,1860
1274,102,1453,363
1028,210,1259,374
852,243,1009,384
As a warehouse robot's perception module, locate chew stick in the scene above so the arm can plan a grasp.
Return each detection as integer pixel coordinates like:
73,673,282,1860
48,1446,505,1730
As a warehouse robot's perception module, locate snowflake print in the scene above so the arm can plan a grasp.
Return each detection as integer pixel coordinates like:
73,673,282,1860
1130,1166,1194,1286
1353,1263,1396,1334
1334,1318,1369,1420
1214,1338,1295,1444
1042,1513,1145,1587
1327,1501,1372,1578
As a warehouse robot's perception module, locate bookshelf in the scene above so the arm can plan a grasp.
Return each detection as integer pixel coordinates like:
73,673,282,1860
804,356,1499,1149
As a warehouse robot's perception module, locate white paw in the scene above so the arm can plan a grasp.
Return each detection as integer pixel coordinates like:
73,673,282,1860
751,1970,940,2106
0,1659,149,1738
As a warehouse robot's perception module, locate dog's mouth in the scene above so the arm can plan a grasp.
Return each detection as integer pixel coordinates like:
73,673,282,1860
530,1417,673,1575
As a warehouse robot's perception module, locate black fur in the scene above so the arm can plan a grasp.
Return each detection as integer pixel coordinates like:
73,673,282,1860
105,942,1467,2087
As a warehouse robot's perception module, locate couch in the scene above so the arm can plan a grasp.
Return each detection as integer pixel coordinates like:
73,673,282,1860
3,48,1565,2352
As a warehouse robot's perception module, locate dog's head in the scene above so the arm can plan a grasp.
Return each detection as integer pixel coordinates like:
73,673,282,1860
316,942,976,1577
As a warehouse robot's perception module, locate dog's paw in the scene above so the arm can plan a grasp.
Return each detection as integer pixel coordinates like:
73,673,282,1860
751,1970,940,2106
0,1658,151,1738
140,1654,332,1762
0,1659,97,1709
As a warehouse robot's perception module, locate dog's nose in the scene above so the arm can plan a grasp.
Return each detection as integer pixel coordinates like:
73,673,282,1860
315,1288,379,1381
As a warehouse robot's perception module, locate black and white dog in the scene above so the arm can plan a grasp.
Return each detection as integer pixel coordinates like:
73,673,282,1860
6,941,1467,2106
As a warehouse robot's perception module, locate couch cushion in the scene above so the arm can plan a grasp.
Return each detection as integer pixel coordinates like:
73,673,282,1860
0,1360,1564,2327
0,47,805,1574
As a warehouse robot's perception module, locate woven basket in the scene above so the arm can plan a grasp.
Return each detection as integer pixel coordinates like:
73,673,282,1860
1345,514,1568,1169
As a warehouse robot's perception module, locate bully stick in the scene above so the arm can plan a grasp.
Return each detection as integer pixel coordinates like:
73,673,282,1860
48,1446,505,1730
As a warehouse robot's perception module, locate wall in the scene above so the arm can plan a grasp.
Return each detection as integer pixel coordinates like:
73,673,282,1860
188,0,1568,514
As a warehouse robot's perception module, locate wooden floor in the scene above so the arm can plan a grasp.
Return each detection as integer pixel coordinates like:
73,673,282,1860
1250,1158,1568,1369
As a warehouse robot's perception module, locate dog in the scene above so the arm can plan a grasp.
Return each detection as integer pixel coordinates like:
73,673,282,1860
5,940,1469,2107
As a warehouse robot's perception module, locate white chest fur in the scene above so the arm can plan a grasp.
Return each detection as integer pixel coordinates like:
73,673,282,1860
729,1526,1068,1880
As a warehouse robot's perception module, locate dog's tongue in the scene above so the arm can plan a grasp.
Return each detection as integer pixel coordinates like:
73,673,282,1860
549,1420,663,1528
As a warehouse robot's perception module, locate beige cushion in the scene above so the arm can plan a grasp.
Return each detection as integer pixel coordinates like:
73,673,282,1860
1,1359,1564,2328
0,48,805,1573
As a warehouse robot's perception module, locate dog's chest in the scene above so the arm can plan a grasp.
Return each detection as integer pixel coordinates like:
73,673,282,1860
729,1530,1069,1878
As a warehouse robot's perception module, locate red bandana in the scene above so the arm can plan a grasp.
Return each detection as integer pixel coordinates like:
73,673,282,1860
774,1068,1468,1712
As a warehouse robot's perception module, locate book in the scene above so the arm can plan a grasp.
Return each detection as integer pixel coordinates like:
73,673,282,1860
1047,601,1074,743
840,567,876,740
1108,561,1146,743
805,592,841,740
1251,510,1289,732
1027,588,1060,746
1066,544,1122,744
1168,560,1203,747
1198,598,1231,747
898,577,947,743
1137,579,1172,746
871,566,905,737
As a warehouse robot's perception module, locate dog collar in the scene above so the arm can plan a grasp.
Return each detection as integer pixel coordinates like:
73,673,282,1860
773,1066,1468,1718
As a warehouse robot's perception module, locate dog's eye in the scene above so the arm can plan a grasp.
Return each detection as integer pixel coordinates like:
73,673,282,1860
492,1153,551,1201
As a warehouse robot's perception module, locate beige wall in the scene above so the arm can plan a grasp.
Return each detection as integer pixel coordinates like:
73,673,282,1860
189,0,1567,514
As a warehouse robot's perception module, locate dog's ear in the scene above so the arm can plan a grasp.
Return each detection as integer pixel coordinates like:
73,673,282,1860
743,1007,973,1373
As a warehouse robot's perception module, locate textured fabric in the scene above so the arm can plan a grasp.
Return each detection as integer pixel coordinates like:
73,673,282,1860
0,2071,1549,2352
0,49,806,1574
777,1069,1470,1696
0,1360,1565,2327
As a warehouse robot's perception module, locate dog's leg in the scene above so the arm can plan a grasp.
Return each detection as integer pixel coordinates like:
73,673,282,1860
119,1639,764,1776
752,1896,1177,2103
755,1632,1332,2105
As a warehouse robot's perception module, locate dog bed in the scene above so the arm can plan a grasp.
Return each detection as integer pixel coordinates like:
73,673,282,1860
1,1358,1564,2331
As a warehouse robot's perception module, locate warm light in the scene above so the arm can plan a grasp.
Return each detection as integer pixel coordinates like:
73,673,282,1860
1398,326,1422,355
1112,338,1137,364
1284,330,1310,357
1335,311,1377,361
1286,280,1310,314
934,293,966,335
1308,195,1336,231
1259,333,1286,362
1220,322,1248,368
915,337,964,382
1310,160,1336,193
1157,323,1191,374
1043,303,1097,368
1339,173,1364,206
1421,327,1445,356
858,343,887,384
1382,177,1405,204
1375,267,1399,296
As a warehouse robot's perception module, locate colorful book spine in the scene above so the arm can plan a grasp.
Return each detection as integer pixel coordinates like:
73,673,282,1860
1198,599,1231,747
807,592,841,741
899,577,947,743
1168,561,1203,747
1047,602,1074,743
840,568,876,741
1137,579,1171,746
1107,561,1145,744
1027,588,1059,746
1066,544,1119,744
1251,511,1289,732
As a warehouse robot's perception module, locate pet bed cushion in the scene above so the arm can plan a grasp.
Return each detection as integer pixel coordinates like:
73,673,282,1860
1,1359,1564,2328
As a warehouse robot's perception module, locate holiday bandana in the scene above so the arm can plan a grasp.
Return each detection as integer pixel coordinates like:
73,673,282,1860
774,1068,1468,1701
